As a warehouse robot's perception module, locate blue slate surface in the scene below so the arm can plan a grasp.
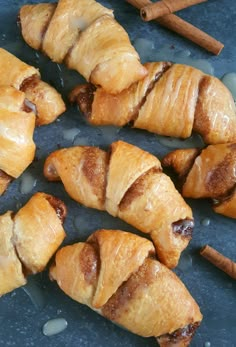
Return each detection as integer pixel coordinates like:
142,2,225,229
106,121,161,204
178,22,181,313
0,0,235,346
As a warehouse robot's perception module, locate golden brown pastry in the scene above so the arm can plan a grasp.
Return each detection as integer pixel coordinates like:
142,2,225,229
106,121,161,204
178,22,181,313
50,229,202,346
0,48,65,125
19,0,147,94
0,85,36,195
162,143,236,218
44,140,193,268
0,192,66,296
70,62,236,144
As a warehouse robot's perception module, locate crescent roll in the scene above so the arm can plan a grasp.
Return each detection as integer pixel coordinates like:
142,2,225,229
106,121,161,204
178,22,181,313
44,140,193,268
50,229,202,346
0,48,65,125
0,86,36,195
19,0,147,94
70,62,236,144
0,192,66,296
162,143,236,218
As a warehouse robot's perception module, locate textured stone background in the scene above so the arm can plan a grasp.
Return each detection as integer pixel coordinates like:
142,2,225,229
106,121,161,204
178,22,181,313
0,1,235,346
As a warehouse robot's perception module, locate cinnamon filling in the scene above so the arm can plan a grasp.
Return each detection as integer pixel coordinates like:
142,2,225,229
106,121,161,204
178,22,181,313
205,152,236,199
22,98,37,114
177,149,201,189
102,258,158,321
172,219,194,238
46,195,67,223
212,183,236,206
80,242,100,285
119,167,162,211
131,62,172,124
81,147,109,207
70,63,172,124
44,162,59,181
20,75,40,92
69,83,96,117
20,75,40,116
156,322,200,346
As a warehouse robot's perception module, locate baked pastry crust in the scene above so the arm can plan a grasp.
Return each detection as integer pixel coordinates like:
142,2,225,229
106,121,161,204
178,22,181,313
70,62,236,144
50,229,202,345
0,212,26,296
0,192,66,296
44,140,193,268
0,48,65,125
163,143,236,218
19,0,147,94
0,85,36,194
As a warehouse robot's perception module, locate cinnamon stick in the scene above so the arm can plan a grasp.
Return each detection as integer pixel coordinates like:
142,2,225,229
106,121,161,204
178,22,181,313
126,0,224,55
141,0,207,22
200,245,236,280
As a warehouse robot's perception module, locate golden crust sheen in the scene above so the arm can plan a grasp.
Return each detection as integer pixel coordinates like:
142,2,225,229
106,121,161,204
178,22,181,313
0,86,36,178
162,143,236,219
0,212,26,296
19,0,147,93
0,193,66,296
73,62,236,144
50,229,202,339
14,193,66,274
0,48,39,89
44,141,193,268
0,48,65,125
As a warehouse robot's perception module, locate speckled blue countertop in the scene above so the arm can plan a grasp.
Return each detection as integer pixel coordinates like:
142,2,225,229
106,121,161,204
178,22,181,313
0,1,235,346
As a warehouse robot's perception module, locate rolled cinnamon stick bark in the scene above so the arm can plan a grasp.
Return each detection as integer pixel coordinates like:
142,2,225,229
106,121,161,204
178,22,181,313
200,245,236,280
126,0,224,55
140,0,207,21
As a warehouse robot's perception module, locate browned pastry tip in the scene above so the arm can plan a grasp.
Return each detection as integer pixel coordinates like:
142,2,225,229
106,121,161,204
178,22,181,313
0,192,67,296
212,187,236,218
0,48,65,125
156,322,200,347
71,62,236,145
162,143,236,218
45,194,67,223
19,0,147,94
50,229,202,345
44,140,193,268
69,84,96,119
162,148,200,177
20,75,66,126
